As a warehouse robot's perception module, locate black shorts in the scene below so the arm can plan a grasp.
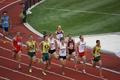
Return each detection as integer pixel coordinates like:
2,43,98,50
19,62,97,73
28,52,36,58
68,49,75,55
93,56,101,62
49,49,56,54
59,56,66,60
3,27,9,32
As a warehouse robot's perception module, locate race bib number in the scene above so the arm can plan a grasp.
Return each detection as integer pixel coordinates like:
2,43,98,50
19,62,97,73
61,49,66,55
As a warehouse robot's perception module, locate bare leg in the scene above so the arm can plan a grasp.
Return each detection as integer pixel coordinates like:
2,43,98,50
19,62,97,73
99,60,103,77
42,61,48,75
82,56,86,73
17,51,21,69
29,57,33,72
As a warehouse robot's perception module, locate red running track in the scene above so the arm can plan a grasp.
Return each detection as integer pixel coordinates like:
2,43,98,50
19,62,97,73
0,0,120,80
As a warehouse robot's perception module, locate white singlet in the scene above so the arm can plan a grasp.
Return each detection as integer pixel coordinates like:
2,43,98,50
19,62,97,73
59,42,67,56
49,38,56,50
78,41,86,53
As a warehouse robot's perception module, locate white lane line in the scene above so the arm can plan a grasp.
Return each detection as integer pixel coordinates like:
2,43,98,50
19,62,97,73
0,56,75,80
0,65,43,80
0,1,73,80
0,46,118,80
44,7,120,16
24,23,43,37
0,41,120,75
0,76,10,80
0,0,21,11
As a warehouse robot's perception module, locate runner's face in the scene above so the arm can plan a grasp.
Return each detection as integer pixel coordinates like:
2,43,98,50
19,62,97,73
45,36,48,41
80,36,84,41
50,34,53,39
29,36,33,41
69,35,72,40
17,32,21,36
97,41,100,46
57,25,62,31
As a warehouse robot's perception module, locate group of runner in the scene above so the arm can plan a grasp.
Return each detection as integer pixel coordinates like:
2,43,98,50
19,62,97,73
12,25,103,77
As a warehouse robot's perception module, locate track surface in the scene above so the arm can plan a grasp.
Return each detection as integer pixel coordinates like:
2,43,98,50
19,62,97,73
0,0,120,80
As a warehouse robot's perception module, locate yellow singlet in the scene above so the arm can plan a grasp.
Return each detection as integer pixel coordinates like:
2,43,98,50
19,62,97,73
93,46,101,57
42,41,50,53
26,40,36,52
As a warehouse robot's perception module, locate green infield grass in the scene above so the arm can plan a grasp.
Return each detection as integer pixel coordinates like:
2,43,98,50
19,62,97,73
27,0,120,36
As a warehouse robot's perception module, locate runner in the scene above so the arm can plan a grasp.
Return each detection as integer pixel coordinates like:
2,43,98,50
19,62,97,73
58,37,67,75
26,35,37,73
67,35,77,68
76,35,87,73
39,35,50,75
55,25,64,41
12,32,22,69
1,11,10,37
48,33,58,68
92,40,103,77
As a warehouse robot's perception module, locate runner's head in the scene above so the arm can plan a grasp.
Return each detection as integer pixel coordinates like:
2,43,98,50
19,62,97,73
96,40,100,46
2,11,7,15
16,32,21,36
68,34,72,40
44,34,48,41
79,35,84,41
49,33,54,39
29,35,33,41
57,25,62,31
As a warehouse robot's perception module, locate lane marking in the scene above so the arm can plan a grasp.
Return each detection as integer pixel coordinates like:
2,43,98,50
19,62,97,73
0,37,120,75
0,46,117,80
0,76,10,80
0,0,21,11
0,65,43,80
0,56,75,80
0,0,119,80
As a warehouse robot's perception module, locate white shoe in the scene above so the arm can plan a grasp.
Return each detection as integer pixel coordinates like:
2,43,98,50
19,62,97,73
29,69,32,73
27,10,32,14
42,71,47,75
18,64,21,69
70,58,74,61
83,69,86,74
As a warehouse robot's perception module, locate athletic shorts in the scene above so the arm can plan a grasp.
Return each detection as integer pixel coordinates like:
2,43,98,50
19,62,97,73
49,49,56,54
28,52,36,58
68,49,75,55
42,53,49,61
79,52,85,57
59,56,66,60
93,56,101,62
13,48,21,53
3,27,8,32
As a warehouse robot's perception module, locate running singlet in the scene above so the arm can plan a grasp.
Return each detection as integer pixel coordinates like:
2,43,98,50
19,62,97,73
1,16,9,28
93,46,101,57
78,41,86,53
49,38,56,50
13,36,22,51
68,39,75,50
26,40,36,52
56,31,63,40
42,41,50,53
59,42,67,56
